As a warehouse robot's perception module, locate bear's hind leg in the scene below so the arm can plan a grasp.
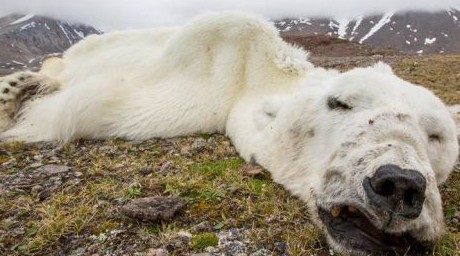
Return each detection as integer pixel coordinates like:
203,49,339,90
0,71,60,132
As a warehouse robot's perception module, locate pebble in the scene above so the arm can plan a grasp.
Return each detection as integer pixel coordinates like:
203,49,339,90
30,162,44,168
251,249,272,256
180,146,191,155
73,247,86,255
31,185,43,195
38,189,52,201
191,138,206,152
191,221,210,233
455,211,460,220
220,241,246,255
33,155,43,161
159,161,172,175
146,248,168,256
139,167,154,176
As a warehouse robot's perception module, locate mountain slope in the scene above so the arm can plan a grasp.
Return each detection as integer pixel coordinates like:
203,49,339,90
0,14,101,75
275,8,460,54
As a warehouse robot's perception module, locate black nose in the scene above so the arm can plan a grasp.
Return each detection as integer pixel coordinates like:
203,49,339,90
363,164,426,219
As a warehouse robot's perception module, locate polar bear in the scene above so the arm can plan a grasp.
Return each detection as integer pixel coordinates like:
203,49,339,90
0,12,458,255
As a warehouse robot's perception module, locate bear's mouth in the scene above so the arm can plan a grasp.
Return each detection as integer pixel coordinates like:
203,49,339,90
318,205,432,255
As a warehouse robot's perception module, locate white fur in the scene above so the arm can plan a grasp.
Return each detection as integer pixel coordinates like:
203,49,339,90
0,11,458,255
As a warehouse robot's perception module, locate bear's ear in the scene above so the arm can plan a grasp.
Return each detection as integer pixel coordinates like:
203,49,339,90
372,62,394,75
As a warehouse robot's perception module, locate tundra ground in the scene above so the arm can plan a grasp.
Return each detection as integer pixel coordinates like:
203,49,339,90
1,55,459,256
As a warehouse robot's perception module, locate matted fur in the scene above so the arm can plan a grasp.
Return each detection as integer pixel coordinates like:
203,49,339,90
0,12,458,255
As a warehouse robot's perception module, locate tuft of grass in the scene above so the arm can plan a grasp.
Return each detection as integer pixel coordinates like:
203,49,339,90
191,232,219,249
435,233,460,255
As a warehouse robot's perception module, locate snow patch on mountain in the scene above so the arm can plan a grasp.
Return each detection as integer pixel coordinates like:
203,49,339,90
424,37,437,45
10,14,35,25
359,12,394,43
336,18,350,39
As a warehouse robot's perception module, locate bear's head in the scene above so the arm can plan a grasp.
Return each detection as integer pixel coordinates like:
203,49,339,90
252,63,459,255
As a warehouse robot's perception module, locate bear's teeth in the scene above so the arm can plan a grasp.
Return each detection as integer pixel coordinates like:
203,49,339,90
331,207,342,217
347,206,358,213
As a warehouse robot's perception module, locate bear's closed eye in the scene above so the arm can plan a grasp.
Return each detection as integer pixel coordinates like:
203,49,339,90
428,134,441,142
327,96,352,111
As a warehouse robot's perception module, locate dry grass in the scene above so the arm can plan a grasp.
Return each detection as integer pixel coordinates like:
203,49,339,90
0,55,459,256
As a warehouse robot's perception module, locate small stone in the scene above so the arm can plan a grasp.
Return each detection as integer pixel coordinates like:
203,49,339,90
240,164,265,177
165,233,191,251
121,196,185,222
205,246,220,253
251,249,271,256
38,189,52,201
454,211,460,220
192,138,206,152
112,164,125,170
227,186,239,195
139,167,154,176
31,185,43,195
180,146,191,155
73,247,86,255
191,253,211,256
33,155,43,161
191,221,210,233
30,162,44,168
74,172,83,177
146,248,168,256
227,228,241,241
159,161,172,174
220,241,246,255
274,241,288,253
41,165,71,175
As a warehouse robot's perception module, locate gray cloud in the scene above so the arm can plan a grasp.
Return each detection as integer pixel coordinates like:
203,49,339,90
0,0,458,30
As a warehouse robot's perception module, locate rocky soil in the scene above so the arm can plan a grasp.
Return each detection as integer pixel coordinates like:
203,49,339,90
1,53,460,255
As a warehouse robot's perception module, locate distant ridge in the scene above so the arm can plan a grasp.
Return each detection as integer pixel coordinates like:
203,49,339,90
0,14,101,76
275,8,460,54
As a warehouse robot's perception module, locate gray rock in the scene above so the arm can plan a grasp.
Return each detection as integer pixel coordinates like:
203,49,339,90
41,164,71,175
121,197,185,222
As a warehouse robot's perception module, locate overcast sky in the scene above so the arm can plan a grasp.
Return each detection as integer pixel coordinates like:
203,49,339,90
0,0,458,31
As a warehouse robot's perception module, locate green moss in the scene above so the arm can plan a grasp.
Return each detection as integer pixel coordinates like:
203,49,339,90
248,179,267,196
191,232,219,249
